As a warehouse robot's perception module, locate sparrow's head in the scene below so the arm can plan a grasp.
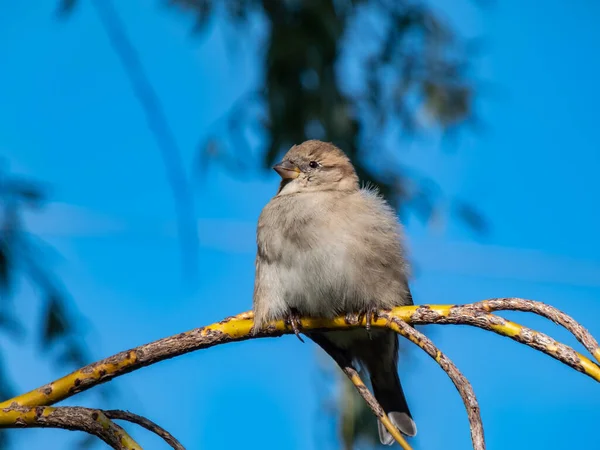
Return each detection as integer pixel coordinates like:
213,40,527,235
273,140,359,195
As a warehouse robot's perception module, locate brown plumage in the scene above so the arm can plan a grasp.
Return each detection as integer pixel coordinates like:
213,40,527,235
253,140,416,444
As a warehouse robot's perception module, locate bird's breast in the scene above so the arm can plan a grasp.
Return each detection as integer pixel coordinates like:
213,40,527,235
259,198,362,316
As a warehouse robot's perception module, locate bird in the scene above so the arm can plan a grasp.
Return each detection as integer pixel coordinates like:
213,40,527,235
252,139,416,445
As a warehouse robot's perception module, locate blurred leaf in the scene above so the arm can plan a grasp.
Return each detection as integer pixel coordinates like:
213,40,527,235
174,1,485,232
454,201,489,234
74,434,102,450
0,349,14,449
224,0,249,23
0,311,25,341
167,0,213,34
0,431,10,450
408,186,436,224
56,0,78,17
0,164,109,450
424,82,473,127
0,356,15,402
41,294,70,350
9,179,47,208
56,340,88,368
76,435,98,450
0,239,11,297
340,372,381,449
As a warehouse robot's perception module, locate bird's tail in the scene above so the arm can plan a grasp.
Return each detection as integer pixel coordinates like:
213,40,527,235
370,368,417,445
364,333,417,445
308,330,416,445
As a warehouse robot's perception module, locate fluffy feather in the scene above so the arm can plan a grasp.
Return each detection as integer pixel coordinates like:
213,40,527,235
253,140,416,444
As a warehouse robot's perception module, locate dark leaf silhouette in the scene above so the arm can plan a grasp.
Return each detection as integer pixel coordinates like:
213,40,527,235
0,354,14,449
454,201,489,235
57,339,88,369
340,373,382,449
9,179,46,209
0,240,11,297
168,0,213,34
41,294,70,351
56,0,77,17
0,356,15,405
76,434,99,450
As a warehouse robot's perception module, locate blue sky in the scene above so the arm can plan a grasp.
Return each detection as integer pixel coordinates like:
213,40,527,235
1,1,600,449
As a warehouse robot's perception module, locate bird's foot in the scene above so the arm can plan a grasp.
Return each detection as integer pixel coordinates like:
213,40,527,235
358,306,379,339
286,308,305,343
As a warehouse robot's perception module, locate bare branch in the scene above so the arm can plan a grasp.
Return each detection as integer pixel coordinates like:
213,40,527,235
476,298,600,362
384,317,484,449
402,304,600,381
0,404,141,449
2,301,598,412
309,334,413,449
318,313,484,449
0,299,598,449
105,410,184,450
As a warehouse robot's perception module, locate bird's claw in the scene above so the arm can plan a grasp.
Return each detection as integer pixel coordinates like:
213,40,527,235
362,306,379,339
286,308,305,343
367,307,378,331
345,307,379,339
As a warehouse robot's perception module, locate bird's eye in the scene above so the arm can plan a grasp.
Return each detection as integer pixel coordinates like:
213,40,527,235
308,161,319,169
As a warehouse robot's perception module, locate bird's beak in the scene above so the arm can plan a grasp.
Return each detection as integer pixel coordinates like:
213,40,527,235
273,160,301,179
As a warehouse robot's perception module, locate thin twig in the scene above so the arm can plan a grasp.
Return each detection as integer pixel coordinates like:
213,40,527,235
383,316,484,450
403,305,600,381
105,410,184,450
476,298,600,362
309,334,412,450
0,405,141,450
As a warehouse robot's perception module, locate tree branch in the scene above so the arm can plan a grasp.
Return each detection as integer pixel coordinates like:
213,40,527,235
340,361,413,450
388,319,484,449
0,405,141,449
309,334,413,450
0,299,598,449
477,298,600,362
397,304,600,381
104,410,184,450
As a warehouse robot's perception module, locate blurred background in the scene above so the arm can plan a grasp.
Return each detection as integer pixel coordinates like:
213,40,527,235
2,0,600,449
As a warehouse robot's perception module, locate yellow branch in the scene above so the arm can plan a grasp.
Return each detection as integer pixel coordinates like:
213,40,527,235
347,370,412,450
0,299,598,450
478,298,600,364
309,332,414,449
384,317,484,449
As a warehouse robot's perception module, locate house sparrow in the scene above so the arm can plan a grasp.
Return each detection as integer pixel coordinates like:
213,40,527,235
253,140,416,444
